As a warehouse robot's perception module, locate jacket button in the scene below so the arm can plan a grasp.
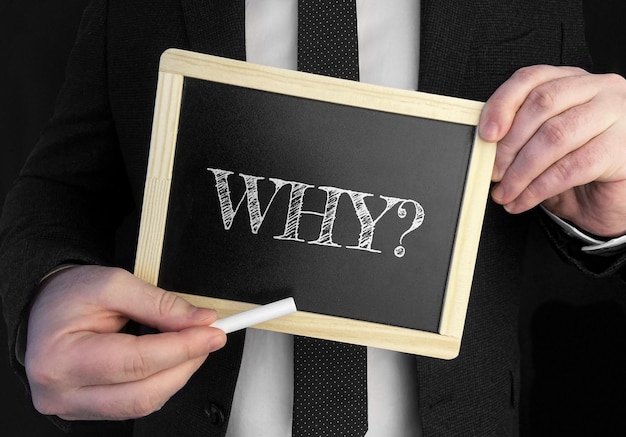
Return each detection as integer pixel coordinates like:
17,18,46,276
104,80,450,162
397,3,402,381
204,402,225,427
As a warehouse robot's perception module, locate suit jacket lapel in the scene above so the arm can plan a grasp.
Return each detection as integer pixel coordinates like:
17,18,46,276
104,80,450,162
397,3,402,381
180,0,246,61
418,0,476,99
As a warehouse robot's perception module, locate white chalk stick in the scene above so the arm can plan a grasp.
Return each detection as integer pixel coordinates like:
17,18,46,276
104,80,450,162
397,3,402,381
210,297,297,334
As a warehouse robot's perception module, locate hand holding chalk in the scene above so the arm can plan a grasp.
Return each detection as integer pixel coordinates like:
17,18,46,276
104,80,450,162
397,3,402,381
210,297,297,334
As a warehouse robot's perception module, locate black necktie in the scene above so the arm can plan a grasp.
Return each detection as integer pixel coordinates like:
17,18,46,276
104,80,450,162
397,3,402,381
297,0,360,80
293,1,368,436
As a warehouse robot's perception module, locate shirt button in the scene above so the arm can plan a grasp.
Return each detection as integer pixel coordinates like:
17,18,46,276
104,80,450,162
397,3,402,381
204,402,225,427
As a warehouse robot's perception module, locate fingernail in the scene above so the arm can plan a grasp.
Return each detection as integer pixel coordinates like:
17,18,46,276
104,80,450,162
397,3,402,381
191,308,217,323
491,184,505,203
503,202,516,214
209,332,227,350
492,165,503,182
480,121,499,141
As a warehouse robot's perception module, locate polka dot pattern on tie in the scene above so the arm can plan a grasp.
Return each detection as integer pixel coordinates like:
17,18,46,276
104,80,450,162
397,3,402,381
297,0,360,81
292,337,368,437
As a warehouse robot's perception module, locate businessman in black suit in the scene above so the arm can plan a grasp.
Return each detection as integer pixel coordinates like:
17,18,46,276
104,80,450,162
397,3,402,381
1,1,625,436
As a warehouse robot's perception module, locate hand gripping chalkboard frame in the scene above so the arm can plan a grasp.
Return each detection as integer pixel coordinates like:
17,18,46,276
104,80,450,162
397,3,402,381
134,48,496,359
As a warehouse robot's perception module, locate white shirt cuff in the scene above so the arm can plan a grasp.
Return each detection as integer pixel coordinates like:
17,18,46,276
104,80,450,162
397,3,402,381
540,206,626,254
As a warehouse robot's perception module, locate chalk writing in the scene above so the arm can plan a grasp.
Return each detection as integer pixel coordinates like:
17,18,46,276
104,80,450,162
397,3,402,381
207,168,425,258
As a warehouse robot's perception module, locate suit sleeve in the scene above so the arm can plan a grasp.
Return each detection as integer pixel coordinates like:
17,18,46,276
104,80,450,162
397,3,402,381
0,0,133,379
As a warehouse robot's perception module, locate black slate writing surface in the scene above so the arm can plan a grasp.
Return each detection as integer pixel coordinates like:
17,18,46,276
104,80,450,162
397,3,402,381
157,77,475,333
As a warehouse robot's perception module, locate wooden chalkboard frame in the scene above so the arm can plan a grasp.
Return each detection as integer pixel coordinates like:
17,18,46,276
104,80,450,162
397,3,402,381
134,48,496,359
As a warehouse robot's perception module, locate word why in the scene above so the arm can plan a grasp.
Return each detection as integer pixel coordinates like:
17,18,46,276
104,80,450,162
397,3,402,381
207,168,425,258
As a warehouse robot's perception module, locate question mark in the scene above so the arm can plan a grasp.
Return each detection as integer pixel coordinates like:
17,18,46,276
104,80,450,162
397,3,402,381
394,200,425,258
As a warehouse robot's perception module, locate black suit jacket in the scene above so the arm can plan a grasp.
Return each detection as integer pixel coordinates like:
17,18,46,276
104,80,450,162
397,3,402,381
1,0,619,436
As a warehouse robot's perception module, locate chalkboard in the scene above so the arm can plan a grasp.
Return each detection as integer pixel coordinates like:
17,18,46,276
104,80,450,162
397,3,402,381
134,49,496,359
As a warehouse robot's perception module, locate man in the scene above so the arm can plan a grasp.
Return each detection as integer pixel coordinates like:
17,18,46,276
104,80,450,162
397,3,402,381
1,0,625,436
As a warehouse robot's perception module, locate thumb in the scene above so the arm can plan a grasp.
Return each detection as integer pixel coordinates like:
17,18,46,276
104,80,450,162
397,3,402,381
99,269,219,332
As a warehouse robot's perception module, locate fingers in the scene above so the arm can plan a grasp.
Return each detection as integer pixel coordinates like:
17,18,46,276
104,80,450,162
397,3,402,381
31,325,226,420
72,266,220,332
491,94,620,211
25,265,228,420
63,326,226,386
35,354,208,420
27,316,226,420
479,65,584,146
494,129,616,214
489,72,603,183
479,65,626,217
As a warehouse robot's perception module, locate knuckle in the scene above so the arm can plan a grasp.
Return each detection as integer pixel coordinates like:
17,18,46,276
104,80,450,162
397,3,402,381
497,138,518,155
29,383,68,416
155,289,179,318
563,65,587,76
26,358,76,416
125,350,150,380
132,390,165,417
551,153,587,183
93,265,123,284
514,65,541,83
109,267,131,284
527,86,556,113
32,396,60,416
603,72,626,87
183,341,196,361
538,117,568,146
524,177,549,202
26,359,61,391
504,160,526,185
603,73,626,109
512,65,552,86
551,159,573,182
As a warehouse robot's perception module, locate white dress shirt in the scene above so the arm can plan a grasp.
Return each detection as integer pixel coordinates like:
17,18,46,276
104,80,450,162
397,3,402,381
226,1,421,436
